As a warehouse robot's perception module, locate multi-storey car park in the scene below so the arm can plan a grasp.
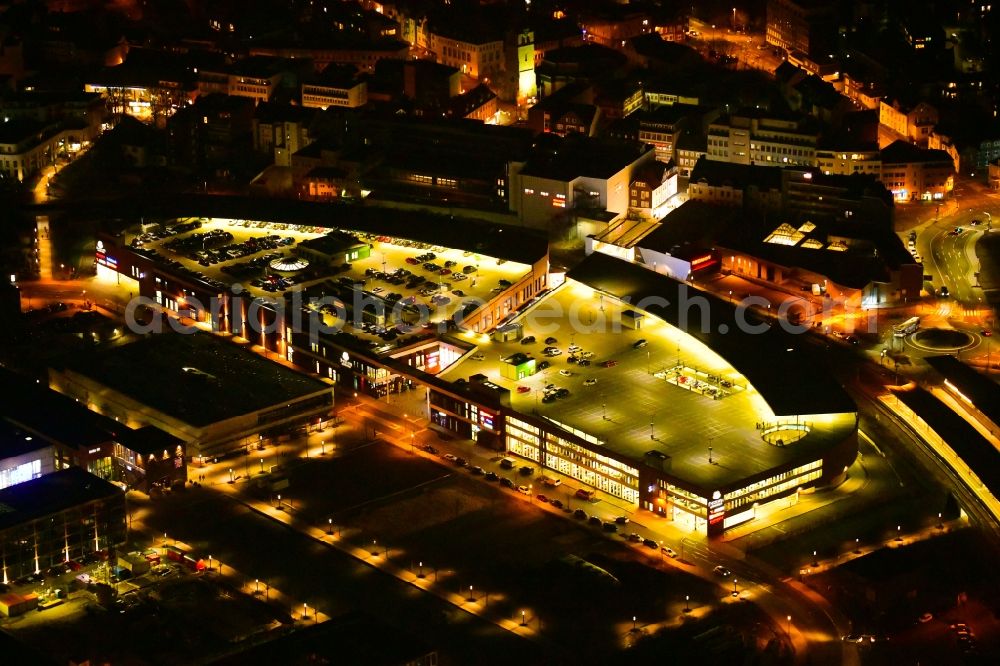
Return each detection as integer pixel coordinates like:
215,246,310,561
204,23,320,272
93,205,855,536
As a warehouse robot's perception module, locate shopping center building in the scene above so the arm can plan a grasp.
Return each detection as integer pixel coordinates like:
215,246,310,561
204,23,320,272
431,254,858,536
87,205,854,534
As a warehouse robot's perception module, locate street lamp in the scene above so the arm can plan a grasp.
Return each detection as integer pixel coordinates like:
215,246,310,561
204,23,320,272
228,467,234,482
684,595,690,613
786,615,792,637
208,555,213,571
632,615,637,631
417,561,424,579
895,525,902,541
371,539,378,557
467,585,475,602
327,518,333,535
521,609,526,626
732,579,739,597
260,458,264,473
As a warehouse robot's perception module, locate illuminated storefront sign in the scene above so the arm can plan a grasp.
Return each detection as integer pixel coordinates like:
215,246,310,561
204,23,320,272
708,490,725,526
95,240,118,269
480,410,495,431
425,350,440,374
339,351,353,369
690,254,717,271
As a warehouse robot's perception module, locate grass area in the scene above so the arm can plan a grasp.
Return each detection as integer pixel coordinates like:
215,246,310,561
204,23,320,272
750,492,948,574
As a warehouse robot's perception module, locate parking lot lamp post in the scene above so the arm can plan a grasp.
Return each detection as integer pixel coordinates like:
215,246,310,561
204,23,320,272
854,538,860,554
418,561,424,579
684,595,690,613
649,417,654,440
709,445,713,464
467,585,474,602
371,539,378,557
732,579,739,597
937,512,943,529
786,615,792,638
521,610,526,626
896,525,902,542
303,603,308,620
812,550,818,567
208,555,213,571
632,615,637,631
327,518,333,535
229,468,234,482
260,458,264,473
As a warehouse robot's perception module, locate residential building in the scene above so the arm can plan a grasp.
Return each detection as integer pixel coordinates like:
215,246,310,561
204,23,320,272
250,40,410,74
253,103,317,167
766,0,837,55
0,119,87,183
301,64,368,109
880,140,955,202
628,160,677,215
707,110,819,168
427,25,504,80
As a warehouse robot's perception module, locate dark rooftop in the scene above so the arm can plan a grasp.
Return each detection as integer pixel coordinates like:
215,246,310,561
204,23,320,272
567,253,856,416
0,367,120,448
115,429,183,460
518,135,652,181
881,140,954,165
56,332,331,428
925,355,1000,429
894,386,1000,499
689,157,783,191
0,420,48,461
0,468,122,532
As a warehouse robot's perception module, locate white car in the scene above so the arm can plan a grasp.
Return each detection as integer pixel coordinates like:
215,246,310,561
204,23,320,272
568,344,582,353
583,378,597,386
559,369,573,377
472,352,486,361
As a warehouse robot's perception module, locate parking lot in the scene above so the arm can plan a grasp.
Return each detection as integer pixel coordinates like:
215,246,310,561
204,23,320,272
235,438,727,659
128,217,532,340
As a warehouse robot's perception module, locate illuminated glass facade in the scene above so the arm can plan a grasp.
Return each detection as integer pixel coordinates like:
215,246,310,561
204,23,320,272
505,417,639,503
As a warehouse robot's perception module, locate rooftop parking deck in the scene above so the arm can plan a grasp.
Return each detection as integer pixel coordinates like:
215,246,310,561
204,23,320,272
441,281,856,492
126,217,533,342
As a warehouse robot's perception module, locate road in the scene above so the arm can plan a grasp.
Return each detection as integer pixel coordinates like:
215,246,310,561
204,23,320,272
909,178,1000,317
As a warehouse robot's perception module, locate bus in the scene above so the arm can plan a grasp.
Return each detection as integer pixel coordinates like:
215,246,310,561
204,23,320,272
893,316,920,337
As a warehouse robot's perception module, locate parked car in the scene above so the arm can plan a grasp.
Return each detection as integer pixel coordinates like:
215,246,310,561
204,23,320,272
574,509,587,520
485,472,499,481
600,360,618,367
517,485,531,495
662,546,678,558
500,478,515,488
713,565,732,577
521,336,536,345
633,339,648,349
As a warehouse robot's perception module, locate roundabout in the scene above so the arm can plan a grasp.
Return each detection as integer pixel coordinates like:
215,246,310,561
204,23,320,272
906,327,979,353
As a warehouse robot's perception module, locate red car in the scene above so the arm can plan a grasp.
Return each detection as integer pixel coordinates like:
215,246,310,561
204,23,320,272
517,385,531,394
983,329,993,337
600,360,618,368
405,257,420,265
439,268,451,275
